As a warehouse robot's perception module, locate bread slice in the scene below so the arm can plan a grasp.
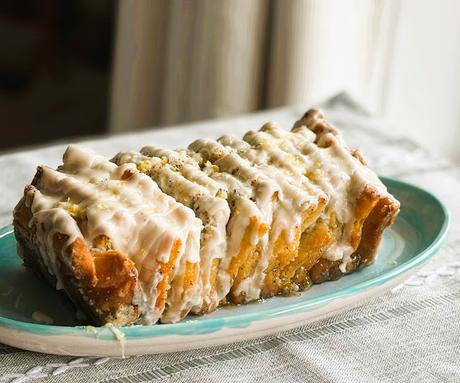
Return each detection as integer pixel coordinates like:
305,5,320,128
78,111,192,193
112,149,231,314
13,145,202,325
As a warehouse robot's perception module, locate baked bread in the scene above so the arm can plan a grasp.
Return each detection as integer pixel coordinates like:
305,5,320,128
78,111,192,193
13,109,400,325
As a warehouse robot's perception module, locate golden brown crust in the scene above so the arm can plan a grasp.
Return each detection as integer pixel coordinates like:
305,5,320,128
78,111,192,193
349,185,380,250
354,195,399,268
309,190,399,284
228,217,269,304
292,108,400,285
13,187,141,326
155,239,181,313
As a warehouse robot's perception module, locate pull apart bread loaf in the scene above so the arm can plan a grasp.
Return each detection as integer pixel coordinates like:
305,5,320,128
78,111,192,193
13,109,400,326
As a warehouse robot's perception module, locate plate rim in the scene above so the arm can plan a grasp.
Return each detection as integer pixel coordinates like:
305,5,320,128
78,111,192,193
0,176,450,339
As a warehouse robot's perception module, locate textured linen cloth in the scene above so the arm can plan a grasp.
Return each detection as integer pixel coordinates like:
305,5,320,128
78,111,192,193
0,96,459,382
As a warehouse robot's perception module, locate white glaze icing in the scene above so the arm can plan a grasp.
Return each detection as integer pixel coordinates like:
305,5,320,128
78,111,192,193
255,116,393,272
217,133,328,297
250,125,360,269
139,145,267,305
27,145,202,324
196,136,329,298
113,150,230,313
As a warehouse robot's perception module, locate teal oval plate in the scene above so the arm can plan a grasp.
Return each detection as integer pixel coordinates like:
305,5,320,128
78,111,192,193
0,177,449,357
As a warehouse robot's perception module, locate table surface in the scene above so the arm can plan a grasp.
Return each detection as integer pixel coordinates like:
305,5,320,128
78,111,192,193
0,96,459,383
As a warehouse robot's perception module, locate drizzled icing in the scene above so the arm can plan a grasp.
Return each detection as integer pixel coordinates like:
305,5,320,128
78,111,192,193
116,109,396,311
188,138,326,300
215,134,327,295
251,114,392,271
19,109,398,325
137,146,267,304
113,150,230,313
26,145,202,324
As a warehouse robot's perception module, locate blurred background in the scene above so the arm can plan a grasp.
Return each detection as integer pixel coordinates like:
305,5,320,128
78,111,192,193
0,0,459,163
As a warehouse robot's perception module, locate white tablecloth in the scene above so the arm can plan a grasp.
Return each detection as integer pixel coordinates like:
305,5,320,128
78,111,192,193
1,96,459,382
